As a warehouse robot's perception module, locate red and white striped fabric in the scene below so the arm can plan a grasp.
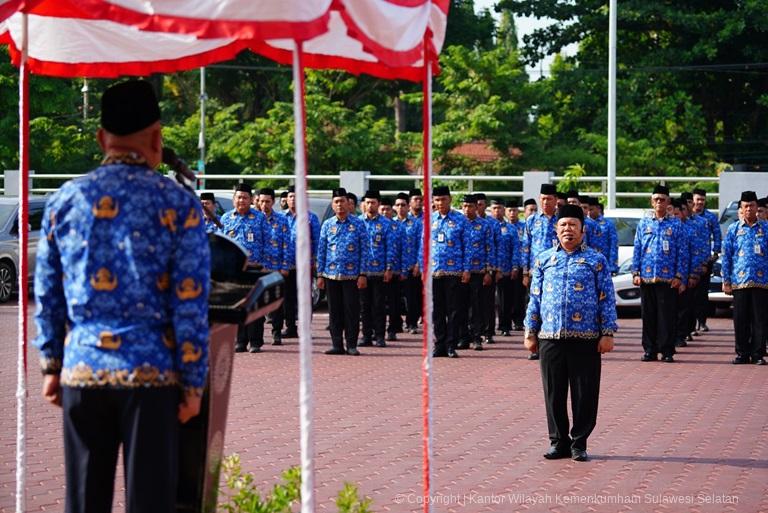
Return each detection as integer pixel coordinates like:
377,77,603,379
253,0,448,81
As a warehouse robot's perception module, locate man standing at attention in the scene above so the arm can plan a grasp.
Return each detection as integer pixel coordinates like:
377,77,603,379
221,183,269,352
690,188,721,333
721,191,768,365
632,185,688,363
317,188,369,355
524,204,617,462
33,80,210,513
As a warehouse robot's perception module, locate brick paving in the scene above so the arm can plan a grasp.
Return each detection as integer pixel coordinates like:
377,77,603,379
1,302,767,513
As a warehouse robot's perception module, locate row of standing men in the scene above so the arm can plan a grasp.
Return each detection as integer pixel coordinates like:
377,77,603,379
201,182,622,357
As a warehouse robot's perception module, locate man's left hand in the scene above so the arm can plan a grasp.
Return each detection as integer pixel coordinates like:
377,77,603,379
178,392,202,424
597,336,615,353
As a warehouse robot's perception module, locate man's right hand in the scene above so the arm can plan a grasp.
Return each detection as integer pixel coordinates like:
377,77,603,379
316,277,325,290
524,335,538,354
632,275,641,286
178,392,202,424
722,282,733,295
522,275,530,288
42,374,61,407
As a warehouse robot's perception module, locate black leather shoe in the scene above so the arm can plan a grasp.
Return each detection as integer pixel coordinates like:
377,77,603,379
409,327,418,334
358,338,373,347
661,355,674,363
685,334,693,341
528,352,539,361
675,339,687,348
456,340,470,350
512,324,524,332
376,339,387,348
473,341,483,351
235,344,248,353
248,345,262,353
753,358,766,365
641,353,657,362
732,356,749,364
700,323,710,332
324,347,346,355
281,329,298,338
500,330,511,337
346,348,360,356
447,349,459,358
386,332,397,341
543,446,570,460
432,350,448,358
571,448,589,462
485,336,495,344
272,336,283,346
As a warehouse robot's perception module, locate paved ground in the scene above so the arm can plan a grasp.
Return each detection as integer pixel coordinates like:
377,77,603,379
1,302,766,513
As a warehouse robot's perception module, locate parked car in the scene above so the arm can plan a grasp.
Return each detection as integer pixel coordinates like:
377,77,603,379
0,196,48,303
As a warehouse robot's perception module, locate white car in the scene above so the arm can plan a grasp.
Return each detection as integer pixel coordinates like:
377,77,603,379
612,258,641,311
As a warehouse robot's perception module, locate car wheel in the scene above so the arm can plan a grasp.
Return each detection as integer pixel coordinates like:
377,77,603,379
0,261,15,303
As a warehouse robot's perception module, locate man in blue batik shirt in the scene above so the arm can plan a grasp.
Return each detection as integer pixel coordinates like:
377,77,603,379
281,185,321,339
250,187,290,349
221,183,270,353
456,195,493,351
522,183,560,360
524,204,617,463
33,80,210,513
632,184,688,363
691,188,721,333
200,192,222,233
671,198,705,348
358,190,396,347
419,186,471,358
404,189,425,333
587,198,619,274
721,191,768,365
506,199,527,331
317,188,369,355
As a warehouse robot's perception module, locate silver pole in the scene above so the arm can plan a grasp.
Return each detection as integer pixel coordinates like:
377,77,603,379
607,0,617,208
198,67,206,189
81,79,89,121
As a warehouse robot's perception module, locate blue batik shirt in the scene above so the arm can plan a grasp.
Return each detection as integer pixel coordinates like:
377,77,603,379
33,160,210,395
465,215,493,273
398,214,422,272
318,215,369,280
261,210,289,272
360,213,397,276
419,209,471,276
221,207,269,266
491,218,520,274
523,212,558,273
632,214,689,283
686,215,711,277
389,218,408,276
204,217,220,234
284,209,321,269
593,215,619,273
525,244,618,340
698,208,722,255
721,219,768,290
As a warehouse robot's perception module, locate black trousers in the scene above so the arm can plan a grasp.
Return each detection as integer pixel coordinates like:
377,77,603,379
496,275,513,331
694,264,712,326
385,278,403,334
640,283,678,357
732,288,768,359
483,280,496,337
433,275,461,354
457,274,484,343
236,320,258,348
675,285,696,340
539,338,601,451
62,386,179,513
511,272,527,327
327,279,360,350
405,274,423,328
282,269,298,331
360,275,386,341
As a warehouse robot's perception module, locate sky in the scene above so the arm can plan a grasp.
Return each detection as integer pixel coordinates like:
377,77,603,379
472,0,576,78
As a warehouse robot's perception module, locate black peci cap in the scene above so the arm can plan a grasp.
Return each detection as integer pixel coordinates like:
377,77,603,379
505,199,519,208
680,192,693,202
234,183,252,195
652,184,670,196
101,80,161,136
200,192,215,202
409,188,423,198
380,196,393,206
523,198,537,207
363,190,381,200
740,191,758,204
692,188,707,197
332,187,348,198
396,192,409,202
433,185,451,197
540,184,557,196
462,194,477,204
258,187,275,198
557,204,584,223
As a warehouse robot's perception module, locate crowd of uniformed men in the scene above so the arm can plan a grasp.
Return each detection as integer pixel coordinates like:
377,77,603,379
200,181,767,367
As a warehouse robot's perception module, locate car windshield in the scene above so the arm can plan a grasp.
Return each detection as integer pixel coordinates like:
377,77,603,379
609,217,640,246
0,204,15,229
